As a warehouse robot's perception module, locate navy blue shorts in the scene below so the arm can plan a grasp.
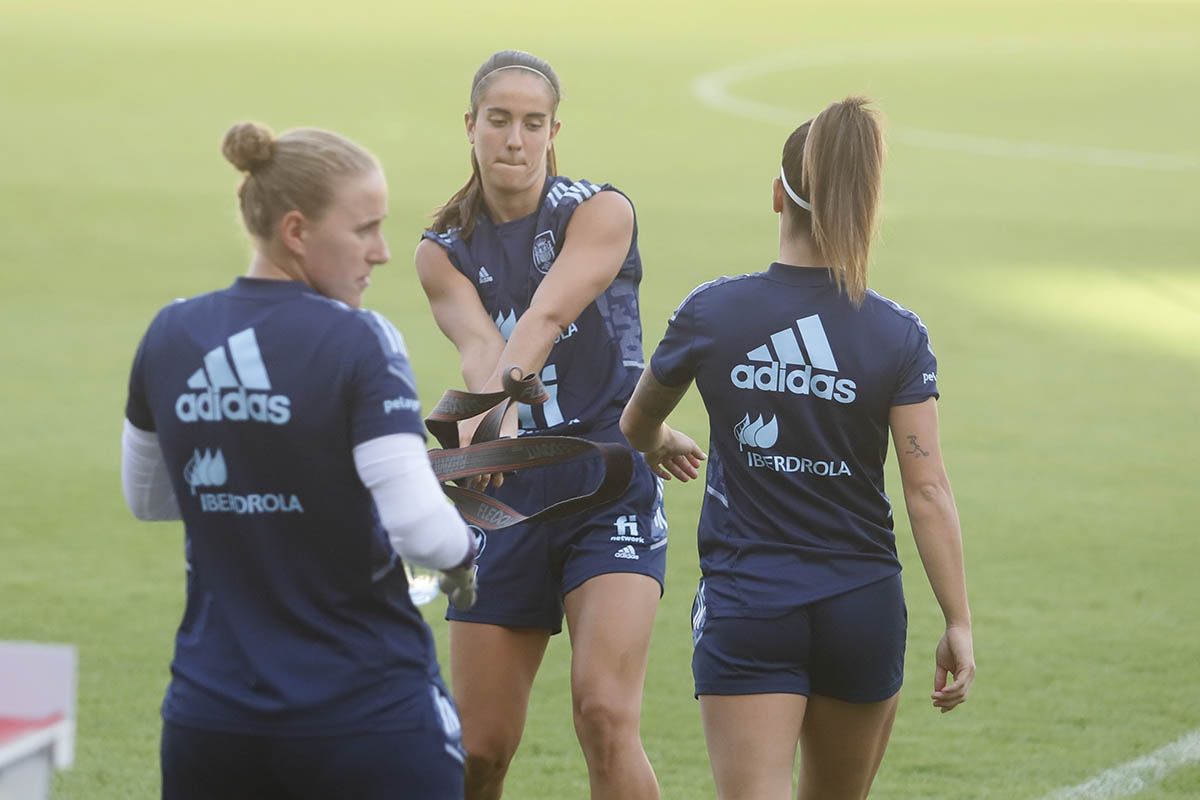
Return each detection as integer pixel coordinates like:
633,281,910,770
161,685,465,799
447,448,667,634
691,574,906,702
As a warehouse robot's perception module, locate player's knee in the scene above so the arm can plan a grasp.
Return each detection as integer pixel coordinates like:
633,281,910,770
573,690,639,757
464,749,512,787
797,762,873,800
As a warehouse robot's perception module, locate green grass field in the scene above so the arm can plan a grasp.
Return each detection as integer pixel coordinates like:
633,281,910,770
2,0,1198,797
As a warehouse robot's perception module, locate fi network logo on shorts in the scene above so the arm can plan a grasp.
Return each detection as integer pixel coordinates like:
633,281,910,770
730,315,856,403
613,516,642,560
175,328,291,425
611,515,644,545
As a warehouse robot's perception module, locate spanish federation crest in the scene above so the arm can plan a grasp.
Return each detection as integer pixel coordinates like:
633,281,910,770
532,230,557,274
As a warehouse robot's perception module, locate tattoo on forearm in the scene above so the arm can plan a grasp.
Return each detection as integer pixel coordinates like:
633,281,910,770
905,435,929,457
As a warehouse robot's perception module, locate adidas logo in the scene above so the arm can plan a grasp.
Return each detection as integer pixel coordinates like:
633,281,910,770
184,449,227,495
478,266,493,284
730,315,857,403
175,328,292,425
494,309,517,341
614,545,639,560
735,414,779,450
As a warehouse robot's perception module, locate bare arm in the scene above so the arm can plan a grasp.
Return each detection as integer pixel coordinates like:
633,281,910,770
414,238,506,393
479,191,634,393
620,368,705,482
890,397,975,711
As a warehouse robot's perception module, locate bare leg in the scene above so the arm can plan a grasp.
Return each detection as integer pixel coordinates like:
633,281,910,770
699,693,807,800
795,693,899,800
449,621,550,800
564,573,661,800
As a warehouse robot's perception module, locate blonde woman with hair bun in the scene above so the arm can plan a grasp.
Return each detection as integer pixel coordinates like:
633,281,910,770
121,121,476,799
621,97,976,800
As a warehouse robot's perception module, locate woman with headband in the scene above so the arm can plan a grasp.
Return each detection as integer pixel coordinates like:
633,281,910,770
620,97,975,799
416,50,667,799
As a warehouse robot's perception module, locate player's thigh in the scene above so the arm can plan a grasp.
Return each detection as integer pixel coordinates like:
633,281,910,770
796,693,899,800
699,693,806,800
690,605,812,799
449,621,550,749
564,572,660,706
560,456,668,602
446,512,566,632
797,575,906,799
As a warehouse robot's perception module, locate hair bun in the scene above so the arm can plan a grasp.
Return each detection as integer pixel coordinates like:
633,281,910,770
222,122,275,172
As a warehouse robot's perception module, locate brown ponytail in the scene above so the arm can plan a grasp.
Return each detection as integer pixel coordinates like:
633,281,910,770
430,50,562,239
781,96,885,306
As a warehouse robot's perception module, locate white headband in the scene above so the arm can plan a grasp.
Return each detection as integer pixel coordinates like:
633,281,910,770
480,64,558,97
780,167,812,212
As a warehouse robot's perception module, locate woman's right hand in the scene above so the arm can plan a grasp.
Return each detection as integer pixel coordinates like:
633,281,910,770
643,425,706,482
458,404,520,490
932,624,975,713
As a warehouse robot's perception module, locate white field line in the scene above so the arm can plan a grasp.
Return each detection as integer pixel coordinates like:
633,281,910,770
691,37,1200,173
1039,729,1200,799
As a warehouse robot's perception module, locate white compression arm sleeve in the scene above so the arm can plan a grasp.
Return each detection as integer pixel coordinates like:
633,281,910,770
353,433,473,570
122,419,182,521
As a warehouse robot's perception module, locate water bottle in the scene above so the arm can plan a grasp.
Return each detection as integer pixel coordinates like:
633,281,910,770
405,564,441,606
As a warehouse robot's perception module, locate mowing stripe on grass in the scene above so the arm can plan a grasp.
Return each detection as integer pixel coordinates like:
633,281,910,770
1040,729,1200,799
692,37,1200,173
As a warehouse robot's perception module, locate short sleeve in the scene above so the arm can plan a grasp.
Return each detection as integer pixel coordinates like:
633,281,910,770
892,321,940,406
420,228,469,278
125,322,157,431
348,311,427,446
649,293,699,388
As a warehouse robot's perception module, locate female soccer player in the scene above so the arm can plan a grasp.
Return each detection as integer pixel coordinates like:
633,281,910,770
620,97,976,800
415,50,663,800
122,122,476,799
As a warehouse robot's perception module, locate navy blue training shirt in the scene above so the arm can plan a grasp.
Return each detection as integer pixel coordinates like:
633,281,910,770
422,175,643,437
125,277,439,736
650,264,939,617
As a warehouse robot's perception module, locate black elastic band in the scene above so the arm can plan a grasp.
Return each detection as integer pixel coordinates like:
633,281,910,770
424,369,633,530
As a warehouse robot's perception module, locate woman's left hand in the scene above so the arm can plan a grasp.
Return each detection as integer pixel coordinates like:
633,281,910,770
643,426,706,482
932,624,975,713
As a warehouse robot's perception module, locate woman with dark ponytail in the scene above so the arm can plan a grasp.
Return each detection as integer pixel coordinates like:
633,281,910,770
621,97,975,799
415,50,666,799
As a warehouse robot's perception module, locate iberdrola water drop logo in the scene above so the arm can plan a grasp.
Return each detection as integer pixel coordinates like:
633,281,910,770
734,414,779,451
184,449,227,495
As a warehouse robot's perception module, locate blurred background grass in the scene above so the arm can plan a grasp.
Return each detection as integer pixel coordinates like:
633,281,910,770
1,1,1197,796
